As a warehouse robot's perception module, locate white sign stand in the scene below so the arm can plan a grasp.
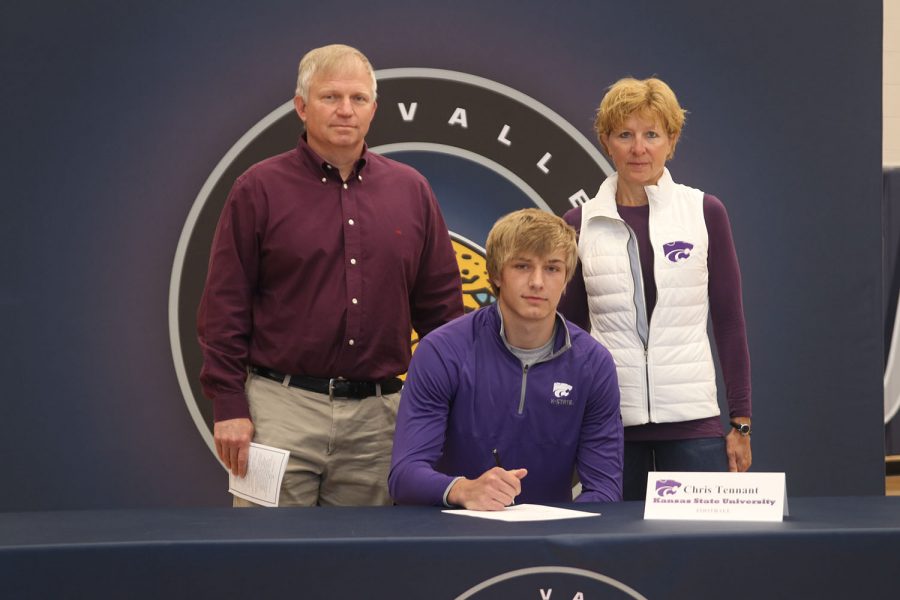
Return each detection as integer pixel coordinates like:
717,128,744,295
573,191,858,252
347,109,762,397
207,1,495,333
643,472,788,522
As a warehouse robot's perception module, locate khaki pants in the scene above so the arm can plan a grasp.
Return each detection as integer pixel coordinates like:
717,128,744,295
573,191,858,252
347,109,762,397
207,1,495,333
234,373,400,507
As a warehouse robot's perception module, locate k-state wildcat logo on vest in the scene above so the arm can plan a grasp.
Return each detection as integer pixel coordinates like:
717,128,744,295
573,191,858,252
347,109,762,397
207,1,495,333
169,68,613,454
663,240,694,262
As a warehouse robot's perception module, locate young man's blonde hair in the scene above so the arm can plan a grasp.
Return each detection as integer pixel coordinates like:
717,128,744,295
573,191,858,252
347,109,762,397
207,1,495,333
485,208,577,293
594,77,686,160
295,44,377,102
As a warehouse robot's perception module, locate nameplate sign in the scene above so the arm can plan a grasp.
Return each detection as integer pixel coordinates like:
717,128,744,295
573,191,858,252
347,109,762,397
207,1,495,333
643,472,788,522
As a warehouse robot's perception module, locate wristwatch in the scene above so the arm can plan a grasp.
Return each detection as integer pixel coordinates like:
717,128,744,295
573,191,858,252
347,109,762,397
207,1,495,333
730,421,752,436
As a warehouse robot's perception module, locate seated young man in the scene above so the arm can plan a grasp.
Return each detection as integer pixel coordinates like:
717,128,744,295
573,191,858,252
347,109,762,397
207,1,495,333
388,209,623,510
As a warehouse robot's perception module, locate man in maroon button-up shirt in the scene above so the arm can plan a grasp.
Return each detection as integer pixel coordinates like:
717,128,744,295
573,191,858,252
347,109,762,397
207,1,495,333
197,44,463,506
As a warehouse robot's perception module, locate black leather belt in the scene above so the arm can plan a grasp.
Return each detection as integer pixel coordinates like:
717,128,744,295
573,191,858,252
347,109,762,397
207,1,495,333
250,366,402,399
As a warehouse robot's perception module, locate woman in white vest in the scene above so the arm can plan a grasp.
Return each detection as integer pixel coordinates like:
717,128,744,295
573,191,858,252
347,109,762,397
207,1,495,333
559,77,752,501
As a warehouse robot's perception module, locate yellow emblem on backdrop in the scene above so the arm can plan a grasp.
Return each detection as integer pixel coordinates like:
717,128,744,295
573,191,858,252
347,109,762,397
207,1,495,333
403,236,496,379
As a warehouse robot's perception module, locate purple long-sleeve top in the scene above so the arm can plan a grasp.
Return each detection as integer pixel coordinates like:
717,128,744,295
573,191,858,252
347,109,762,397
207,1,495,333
559,195,751,441
389,305,623,505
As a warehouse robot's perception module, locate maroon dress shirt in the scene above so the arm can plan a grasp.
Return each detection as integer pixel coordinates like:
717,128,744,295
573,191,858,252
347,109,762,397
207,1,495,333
198,136,463,421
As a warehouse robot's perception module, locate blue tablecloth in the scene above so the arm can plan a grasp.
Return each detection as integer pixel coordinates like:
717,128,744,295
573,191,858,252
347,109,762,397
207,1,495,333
2,496,898,599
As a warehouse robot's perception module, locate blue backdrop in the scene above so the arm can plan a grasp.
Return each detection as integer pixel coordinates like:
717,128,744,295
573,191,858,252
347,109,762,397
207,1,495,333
1,0,884,510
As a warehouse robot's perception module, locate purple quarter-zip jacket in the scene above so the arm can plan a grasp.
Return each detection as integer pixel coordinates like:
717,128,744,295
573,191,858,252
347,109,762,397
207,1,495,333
389,304,623,506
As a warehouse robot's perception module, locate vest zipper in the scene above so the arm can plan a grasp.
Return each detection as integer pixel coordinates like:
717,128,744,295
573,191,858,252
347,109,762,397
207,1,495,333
623,223,650,348
644,347,652,421
645,198,658,424
626,220,652,423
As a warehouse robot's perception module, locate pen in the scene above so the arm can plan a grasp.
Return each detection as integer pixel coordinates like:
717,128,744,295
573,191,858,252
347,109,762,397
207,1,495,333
492,448,515,506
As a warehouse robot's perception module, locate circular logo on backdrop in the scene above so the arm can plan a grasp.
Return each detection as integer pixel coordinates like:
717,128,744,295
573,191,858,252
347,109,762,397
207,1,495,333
455,566,647,599
168,68,613,454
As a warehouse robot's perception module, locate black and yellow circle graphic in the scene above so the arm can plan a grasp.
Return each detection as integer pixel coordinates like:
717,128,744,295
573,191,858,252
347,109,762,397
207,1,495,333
409,234,495,359
171,68,611,451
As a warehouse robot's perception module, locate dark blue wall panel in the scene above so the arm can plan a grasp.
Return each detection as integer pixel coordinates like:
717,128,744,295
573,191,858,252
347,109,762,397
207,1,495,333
0,0,884,509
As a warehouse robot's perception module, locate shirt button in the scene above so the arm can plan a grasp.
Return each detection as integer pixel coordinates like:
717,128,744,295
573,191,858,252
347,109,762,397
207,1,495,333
348,219,355,226
326,164,332,169
350,258,357,265
348,339,355,346
343,183,348,190
321,177,327,183
357,175,363,181
352,298,358,304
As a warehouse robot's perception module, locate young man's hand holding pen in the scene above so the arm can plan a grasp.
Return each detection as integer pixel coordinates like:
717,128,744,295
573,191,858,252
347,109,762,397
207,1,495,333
446,449,528,511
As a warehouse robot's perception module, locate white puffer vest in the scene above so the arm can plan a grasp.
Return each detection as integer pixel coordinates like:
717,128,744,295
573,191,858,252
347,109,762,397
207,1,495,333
579,169,718,426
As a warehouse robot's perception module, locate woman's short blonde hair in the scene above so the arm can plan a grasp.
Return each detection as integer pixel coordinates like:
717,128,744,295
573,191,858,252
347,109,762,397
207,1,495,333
485,209,577,293
594,77,686,159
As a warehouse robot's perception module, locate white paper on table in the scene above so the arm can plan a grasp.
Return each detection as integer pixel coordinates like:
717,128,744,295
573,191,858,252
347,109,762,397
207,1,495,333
228,442,290,507
442,503,600,522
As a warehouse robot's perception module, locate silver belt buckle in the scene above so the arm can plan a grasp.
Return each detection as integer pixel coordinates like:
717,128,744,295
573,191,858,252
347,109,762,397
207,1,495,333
328,377,345,400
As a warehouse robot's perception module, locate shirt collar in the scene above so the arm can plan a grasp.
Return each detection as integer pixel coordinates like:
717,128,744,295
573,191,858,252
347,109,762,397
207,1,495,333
582,167,676,222
295,134,370,179
493,303,571,356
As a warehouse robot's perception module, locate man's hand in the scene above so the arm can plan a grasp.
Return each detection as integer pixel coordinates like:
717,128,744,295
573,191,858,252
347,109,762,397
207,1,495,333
447,467,528,510
214,418,254,477
726,428,752,472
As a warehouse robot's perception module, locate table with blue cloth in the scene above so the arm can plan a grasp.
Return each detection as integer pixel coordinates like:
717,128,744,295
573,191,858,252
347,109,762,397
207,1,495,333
2,496,898,599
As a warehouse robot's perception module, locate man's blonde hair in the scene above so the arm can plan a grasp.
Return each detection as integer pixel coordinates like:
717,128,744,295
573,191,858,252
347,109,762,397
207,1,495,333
295,44,377,102
594,77,686,159
485,209,577,293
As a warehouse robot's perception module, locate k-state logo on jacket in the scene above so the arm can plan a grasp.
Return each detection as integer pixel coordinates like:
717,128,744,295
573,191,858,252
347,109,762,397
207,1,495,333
551,382,574,406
